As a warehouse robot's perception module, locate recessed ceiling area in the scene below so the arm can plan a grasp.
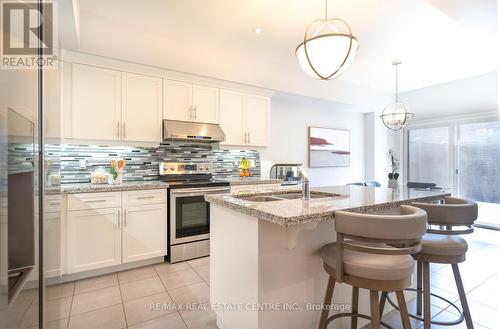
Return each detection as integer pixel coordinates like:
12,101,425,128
65,0,498,110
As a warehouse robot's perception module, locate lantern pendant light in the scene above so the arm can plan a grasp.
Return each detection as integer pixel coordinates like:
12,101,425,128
380,60,415,131
295,0,359,80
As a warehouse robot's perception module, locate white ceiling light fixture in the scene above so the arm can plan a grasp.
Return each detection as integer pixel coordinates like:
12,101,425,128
295,0,359,80
380,60,415,131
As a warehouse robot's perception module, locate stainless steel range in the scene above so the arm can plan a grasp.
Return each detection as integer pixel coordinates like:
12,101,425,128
159,162,230,263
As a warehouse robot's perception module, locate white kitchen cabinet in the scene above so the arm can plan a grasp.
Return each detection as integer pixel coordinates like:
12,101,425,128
163,80,219,123
219,90,246,145
163,80,192,121
245,94,270,147
66,190,168,274
71,64,121,140
192,84,219,123
44,66,63,140
121,73,162,142
122,203,166,263
32,196,62,280
219,89,270,147
45,212,62,277
67,207,122,273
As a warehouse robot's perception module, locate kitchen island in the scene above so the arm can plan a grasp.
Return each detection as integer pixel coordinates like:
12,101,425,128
205,185,450,329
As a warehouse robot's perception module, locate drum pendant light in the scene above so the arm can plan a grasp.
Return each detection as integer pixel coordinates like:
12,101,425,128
380,60,415,131
295,0,359,80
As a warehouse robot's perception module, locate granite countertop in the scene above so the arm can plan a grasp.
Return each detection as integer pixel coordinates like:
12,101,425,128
205,185,451,227
61,181,170,194
214,178,283,185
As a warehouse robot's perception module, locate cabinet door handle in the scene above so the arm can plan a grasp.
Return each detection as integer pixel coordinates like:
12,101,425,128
124,210,127,227
117,210,121,228
122,122,126,139
136,196,155,200
117,122,120,138
248,132,251,144
194,106,197,120
85,199,107,203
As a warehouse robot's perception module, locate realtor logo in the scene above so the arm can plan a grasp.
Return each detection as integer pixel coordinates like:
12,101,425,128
1,1,58,69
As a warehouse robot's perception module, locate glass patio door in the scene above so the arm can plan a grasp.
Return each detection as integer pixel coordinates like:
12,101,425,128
457,121,500,228
407,126,452,189
407,118,500,229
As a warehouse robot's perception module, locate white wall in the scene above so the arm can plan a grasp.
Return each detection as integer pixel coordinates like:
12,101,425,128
363,112,400,187
400,72,497,121
260,93,366,187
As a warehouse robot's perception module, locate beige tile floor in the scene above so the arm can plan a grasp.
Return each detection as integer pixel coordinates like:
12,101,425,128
363,228,500,329
32,256,214,329
21,228,499,329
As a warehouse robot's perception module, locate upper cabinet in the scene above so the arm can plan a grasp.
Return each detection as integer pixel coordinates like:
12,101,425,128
65,58,270,146
245,94,270,147
163,80,219,124
163,80,192,121
71,64,121,141
219,90,246,145
68,64,163,142
121,73,162,142
219,89,270,147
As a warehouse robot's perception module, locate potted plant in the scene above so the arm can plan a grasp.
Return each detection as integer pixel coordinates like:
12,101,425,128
388,149,400,188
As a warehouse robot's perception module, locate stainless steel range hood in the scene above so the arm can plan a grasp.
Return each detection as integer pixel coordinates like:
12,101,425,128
162,119,226,142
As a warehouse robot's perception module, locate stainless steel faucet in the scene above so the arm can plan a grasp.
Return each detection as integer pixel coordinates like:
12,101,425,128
298,167,310,200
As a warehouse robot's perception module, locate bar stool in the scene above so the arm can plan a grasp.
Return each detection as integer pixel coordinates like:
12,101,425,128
318,205,428,329
381,197,478,329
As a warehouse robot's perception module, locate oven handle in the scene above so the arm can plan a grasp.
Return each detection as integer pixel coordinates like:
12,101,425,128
171,187,231,195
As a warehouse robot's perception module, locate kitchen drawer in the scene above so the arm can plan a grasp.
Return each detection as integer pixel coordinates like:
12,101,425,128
68,192,122,211
36,195,63,214
123,189,166,206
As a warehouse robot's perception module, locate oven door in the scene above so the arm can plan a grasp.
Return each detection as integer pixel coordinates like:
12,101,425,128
170,187,230,245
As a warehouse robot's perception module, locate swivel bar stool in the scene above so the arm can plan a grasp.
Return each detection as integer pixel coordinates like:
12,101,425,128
318,205,427,329
381,197,478,329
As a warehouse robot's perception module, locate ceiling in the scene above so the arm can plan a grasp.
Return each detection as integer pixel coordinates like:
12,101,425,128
64,0,498,110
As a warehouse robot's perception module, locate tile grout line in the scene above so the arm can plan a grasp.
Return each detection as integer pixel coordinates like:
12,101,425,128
117,272,129,329
66,281,76,329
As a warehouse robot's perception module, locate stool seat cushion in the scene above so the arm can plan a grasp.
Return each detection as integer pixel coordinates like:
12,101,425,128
420,233,468,256
321,243,415,281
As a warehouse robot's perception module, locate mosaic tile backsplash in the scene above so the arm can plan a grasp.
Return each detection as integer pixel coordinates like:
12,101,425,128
45,142,261,184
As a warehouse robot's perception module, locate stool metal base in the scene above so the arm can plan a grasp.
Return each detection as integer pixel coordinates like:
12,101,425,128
326,312,394,329
385,288,464,326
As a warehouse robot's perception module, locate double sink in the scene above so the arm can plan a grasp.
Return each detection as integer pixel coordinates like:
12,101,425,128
235,191,340,202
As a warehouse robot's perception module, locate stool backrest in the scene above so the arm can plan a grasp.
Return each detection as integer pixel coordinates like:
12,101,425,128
333,206,427,282
412,197,477,234
335,205,428,241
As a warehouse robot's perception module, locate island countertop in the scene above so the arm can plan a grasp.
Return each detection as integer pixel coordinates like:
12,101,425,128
205,185,451,226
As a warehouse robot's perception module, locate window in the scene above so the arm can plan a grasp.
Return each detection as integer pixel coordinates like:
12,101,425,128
407,118,500,229
458,121,500,203
408,126,450,187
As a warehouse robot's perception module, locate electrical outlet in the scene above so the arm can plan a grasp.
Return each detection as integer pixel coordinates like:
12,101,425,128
79,159,87,169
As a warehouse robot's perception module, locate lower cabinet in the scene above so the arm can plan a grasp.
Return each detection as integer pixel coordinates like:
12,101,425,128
122,203,166,263
66,190,167,274
67,208,122,274
45,212,62,277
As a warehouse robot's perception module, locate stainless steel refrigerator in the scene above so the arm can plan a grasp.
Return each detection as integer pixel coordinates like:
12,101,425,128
1,2,62,327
